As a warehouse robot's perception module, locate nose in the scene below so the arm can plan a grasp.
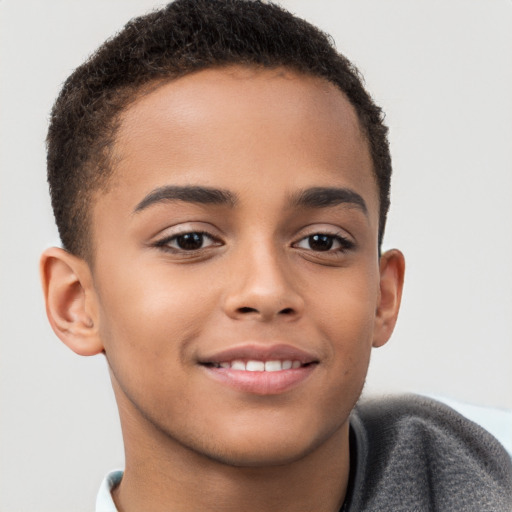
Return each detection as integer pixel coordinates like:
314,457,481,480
222,242,304,322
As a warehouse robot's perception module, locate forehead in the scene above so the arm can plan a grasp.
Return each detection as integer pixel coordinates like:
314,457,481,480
101,66,377,221
118,66,363,138
115,66,367,165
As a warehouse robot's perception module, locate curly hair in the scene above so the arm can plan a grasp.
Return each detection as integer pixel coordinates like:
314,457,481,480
47,0,392,260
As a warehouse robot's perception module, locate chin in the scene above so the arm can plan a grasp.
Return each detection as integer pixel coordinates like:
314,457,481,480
202,440,316,468
189,422,343,469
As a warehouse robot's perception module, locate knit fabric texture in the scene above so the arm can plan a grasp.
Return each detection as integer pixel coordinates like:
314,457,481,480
344,395,512,511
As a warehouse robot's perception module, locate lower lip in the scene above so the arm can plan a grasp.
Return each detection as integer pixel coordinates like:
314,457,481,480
201,365,317,395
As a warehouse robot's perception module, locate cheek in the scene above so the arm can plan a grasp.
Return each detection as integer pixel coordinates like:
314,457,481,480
94,264,219,427
314,268,379,368
94,261,217,369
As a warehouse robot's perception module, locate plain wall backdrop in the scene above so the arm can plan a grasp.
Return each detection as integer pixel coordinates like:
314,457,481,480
1,1,511,510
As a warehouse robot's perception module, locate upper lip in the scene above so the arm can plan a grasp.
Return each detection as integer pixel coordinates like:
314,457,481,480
198,343,319,365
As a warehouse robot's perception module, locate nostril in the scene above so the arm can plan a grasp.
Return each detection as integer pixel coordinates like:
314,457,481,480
233,306,298,318
238,307,258,314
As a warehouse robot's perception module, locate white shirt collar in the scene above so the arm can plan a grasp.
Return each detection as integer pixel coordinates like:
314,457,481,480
96,470,123,512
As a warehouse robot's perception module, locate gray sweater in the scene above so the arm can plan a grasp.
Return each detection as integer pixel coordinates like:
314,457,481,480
343,395,512,511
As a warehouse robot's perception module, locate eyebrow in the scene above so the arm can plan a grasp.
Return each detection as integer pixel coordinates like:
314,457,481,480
133,185,237,213
291,187,368,214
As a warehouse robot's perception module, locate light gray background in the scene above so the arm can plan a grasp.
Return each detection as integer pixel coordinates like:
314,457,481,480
1,1,511,510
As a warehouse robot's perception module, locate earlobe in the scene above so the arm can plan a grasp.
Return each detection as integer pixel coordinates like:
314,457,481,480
40,247,104,356
372,249,405,348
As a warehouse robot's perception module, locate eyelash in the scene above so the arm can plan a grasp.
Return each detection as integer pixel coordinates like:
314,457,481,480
153,230,354,254
153,231,220,253
293,232,355,253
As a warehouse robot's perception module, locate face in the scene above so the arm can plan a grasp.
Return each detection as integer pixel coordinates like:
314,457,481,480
90,66,384,466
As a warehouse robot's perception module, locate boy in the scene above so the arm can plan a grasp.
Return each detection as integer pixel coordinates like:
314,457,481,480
40,0,512,510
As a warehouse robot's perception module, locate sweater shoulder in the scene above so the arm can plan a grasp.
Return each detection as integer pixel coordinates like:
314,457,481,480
347,394,512,512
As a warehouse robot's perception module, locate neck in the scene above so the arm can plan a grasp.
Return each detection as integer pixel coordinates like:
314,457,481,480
112,390,351,512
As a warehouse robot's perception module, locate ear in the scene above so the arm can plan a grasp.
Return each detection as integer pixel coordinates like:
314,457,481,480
372,249,405,348
40,247,104,356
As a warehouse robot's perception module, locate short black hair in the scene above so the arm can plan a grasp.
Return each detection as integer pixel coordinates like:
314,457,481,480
47,0,392,260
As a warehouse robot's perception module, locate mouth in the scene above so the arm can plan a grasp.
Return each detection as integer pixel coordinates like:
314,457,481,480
198,344,319,395
203,359,312,371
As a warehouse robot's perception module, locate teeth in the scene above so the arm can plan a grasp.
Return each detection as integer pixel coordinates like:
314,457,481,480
264,360,282,372
214,360,304,371
246,360,265,371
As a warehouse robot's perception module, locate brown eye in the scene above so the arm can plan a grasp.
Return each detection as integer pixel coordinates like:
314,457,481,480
307,234,334,251
175,233,204,250
294,233,355,253
155,231,219,252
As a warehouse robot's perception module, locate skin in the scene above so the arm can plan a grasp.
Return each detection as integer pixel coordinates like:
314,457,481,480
41,66,405,512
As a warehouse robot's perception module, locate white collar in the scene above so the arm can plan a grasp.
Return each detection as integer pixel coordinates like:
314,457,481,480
96,470,123,512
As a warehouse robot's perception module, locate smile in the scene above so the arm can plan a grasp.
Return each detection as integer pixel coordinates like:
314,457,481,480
199,344,319,395
206,359,305,371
